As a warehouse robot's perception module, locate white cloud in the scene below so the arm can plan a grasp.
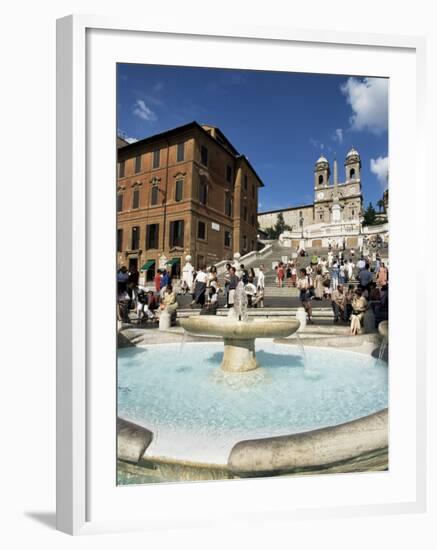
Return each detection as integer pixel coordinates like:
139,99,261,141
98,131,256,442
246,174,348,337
333,128,343,144
370,156,389,188
132,99,156,121
124,136,138,144
340,77,388,135
153,82,163,93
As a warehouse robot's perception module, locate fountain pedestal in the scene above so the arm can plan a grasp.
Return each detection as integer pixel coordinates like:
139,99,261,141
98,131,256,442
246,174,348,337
180,317,300,373
222,338,258,372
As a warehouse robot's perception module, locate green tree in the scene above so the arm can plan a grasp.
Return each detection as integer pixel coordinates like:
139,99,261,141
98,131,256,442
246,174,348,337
274,212,292,235
264,213,292,239
265,226,277,239
363,202,377,226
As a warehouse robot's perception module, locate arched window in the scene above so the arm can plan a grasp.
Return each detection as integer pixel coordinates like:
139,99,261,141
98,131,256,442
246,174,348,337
318,174,324,185
350,168,356,180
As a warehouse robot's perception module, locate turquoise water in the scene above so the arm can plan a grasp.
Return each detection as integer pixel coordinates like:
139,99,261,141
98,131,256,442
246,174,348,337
118,342,388,464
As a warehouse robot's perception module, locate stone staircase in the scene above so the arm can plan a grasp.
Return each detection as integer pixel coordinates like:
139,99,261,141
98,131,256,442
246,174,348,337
216,238,387,294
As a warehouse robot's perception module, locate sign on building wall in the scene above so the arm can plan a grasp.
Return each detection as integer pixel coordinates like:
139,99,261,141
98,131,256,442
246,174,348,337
211,222,220,231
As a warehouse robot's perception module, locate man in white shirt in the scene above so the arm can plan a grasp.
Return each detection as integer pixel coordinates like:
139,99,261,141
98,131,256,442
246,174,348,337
191,266,209,307
319,257,328,275
256,265,265,290
346,259,354,281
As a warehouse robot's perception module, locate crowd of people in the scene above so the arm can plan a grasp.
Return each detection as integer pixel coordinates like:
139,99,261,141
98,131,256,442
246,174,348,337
117,265,178,325
117,248,388,335
292,251,388,334
188,262,266,314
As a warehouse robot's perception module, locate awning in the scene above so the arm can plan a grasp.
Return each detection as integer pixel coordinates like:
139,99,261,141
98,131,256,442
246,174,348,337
166,258,181,266
141,260,155,270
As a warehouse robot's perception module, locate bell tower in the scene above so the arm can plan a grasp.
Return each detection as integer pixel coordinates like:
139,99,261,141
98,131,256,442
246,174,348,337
314,155,330,189
344,147,361,182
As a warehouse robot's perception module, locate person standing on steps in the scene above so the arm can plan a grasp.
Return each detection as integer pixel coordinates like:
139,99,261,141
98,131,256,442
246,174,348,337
277,262,285,288
377,262,388,287
254,265,265,308
297,268,314,324
227,266,240,308
313,267,324,300
223,262,232,308
191,265,208,307
331,284,346,323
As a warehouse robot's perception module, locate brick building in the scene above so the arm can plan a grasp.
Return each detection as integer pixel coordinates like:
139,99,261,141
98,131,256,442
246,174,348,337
117,121,264,280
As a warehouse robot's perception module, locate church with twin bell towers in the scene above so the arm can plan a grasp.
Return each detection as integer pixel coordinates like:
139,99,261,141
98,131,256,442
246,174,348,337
258,148,364,249
313,147,363,225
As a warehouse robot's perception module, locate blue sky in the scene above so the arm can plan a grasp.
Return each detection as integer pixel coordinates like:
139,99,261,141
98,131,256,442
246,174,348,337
117,64,389,211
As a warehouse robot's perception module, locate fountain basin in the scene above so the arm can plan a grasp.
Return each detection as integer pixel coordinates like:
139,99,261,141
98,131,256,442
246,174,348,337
117,342,388,466
180,317,300,372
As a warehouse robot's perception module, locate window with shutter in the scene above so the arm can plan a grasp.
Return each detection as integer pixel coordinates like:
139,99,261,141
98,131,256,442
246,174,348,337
153,149,160,169
177,142,185,162
132,189,140,209
175,179,183,202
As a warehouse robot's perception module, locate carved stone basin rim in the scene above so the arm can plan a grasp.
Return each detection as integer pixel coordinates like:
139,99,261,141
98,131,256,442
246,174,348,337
180,316,300,340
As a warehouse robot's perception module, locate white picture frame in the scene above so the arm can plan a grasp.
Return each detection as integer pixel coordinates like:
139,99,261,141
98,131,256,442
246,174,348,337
56,15,427,535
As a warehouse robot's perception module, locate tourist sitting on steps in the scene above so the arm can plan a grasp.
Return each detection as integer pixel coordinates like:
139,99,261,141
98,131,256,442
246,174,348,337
200,285,219,315
136,288,159,323
350,287,368,335
160,284,178,325
244,281,257,307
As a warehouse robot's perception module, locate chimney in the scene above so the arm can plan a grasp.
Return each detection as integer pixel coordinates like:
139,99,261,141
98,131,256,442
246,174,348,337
333,158,338,187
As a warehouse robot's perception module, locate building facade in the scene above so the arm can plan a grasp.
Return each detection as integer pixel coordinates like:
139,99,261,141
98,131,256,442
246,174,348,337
117,122,263,279
258,148,364,249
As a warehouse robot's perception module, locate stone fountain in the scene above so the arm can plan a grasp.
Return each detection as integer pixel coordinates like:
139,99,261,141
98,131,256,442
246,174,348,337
180,282,300,372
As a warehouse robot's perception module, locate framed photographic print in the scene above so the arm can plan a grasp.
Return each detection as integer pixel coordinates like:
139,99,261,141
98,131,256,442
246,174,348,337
56,15,427,535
